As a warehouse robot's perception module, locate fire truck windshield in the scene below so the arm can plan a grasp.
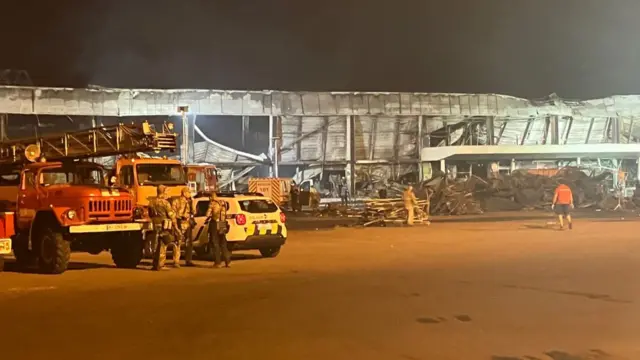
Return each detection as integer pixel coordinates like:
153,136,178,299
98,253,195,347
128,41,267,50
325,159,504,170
40,166,105,186
136,164,186,185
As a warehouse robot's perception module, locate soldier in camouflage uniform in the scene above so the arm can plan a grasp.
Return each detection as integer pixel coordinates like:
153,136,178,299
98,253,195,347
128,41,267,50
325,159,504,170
149,185,180,270
206,192,231,268
173,187,195,267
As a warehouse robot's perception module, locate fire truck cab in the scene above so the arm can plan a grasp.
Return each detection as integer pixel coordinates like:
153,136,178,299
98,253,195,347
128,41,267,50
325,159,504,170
114,157,188,207
184,164,218,195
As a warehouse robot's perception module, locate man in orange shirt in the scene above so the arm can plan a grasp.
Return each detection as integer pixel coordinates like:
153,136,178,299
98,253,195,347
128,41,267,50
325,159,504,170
552,181,574,230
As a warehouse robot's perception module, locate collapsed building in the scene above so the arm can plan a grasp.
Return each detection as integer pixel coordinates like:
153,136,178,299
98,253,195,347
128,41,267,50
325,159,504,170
1,85,640,210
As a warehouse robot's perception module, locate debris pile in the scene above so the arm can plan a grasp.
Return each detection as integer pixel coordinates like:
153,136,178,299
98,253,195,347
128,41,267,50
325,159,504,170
420,168,623,215
361,198,430,226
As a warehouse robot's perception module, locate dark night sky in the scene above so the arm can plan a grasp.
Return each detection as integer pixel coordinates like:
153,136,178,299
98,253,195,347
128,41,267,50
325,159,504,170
2,0,640,99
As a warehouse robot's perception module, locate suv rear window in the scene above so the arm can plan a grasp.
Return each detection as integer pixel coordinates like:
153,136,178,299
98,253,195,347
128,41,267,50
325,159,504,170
238,199,278,213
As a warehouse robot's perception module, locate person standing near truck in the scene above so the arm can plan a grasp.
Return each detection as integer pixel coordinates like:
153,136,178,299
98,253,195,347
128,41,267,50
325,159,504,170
149,185,180,270
173,187,195,267
206,192,231,268
552,181,574,230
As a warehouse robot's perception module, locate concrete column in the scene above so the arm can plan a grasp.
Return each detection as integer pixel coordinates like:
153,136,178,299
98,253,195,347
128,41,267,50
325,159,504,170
440,159,446,172
345,115,354,195
510,159,516,173
268,115,274,177
486,116,495,145
241,116,249,149
549,116,559,144
0,114,7,142
611,117,621,143
637,158,640,181
417,115,424,181
273,116,280,178
577,157,581,166
181,111,189,163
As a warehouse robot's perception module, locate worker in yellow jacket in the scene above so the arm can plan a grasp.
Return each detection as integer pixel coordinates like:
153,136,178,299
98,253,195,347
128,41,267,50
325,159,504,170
403,186,418,225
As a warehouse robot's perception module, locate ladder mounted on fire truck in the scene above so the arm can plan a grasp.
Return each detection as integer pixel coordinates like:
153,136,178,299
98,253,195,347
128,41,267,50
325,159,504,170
0,121,177,165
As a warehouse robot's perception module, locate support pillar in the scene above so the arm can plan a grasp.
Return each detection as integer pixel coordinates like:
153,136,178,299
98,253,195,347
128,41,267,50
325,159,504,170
345,115,355,196
273,117,280,178
637,157,640,181
440,159,446,172
268,115,274,177
0,114,7,142
486,116,495,145
611,117,621,143
577,157,581,166
510,159,516,173
549,116,559,145
241,116,249,149
180,110,189,163
189,115,196,163
417,115,424,181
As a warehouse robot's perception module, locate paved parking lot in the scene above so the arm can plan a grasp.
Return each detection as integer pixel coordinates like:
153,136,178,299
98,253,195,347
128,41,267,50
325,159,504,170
1,216,639,359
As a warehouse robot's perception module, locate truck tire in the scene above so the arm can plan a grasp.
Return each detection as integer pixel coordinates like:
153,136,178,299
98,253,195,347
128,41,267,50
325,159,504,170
37,228,71,274
12,234,36,268
259,246,281,258
111,233,144,269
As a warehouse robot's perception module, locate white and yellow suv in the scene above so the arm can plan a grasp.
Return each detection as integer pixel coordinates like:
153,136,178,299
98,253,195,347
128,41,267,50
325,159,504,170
191,192,287,258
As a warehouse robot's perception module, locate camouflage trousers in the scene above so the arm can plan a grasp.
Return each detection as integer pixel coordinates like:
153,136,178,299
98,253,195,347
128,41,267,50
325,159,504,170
152,231,181,270
178,221,193,264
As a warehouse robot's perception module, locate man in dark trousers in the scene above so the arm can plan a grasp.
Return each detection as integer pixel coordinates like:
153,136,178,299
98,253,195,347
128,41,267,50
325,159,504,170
290,181,300,212
552,181,574,230
206,192,231,268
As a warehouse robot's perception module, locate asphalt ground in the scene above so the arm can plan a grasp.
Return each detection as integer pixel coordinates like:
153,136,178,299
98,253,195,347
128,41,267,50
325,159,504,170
1,214,639,360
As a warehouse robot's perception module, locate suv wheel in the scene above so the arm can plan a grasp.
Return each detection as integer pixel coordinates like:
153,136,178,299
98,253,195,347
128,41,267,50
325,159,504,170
38,227,71,274
259,246,281,258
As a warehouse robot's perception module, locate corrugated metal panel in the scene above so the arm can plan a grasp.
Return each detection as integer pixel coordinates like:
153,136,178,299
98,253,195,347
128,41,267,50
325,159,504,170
522,118,547,145
7,85,640,117
496,120,529,145
299,116,324,161
372,117,394,160
279,116,298,163
587,118,609,144
326,116,346,161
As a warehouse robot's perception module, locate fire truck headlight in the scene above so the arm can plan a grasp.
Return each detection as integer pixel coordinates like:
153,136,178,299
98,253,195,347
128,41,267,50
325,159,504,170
66,210,77,220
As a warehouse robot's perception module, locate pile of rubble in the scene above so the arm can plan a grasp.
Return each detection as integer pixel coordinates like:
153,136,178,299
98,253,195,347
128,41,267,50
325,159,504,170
361,198,430,226
420,168,624,215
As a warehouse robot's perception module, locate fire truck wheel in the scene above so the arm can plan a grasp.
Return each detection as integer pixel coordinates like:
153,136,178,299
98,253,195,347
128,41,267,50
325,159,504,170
259,246,281,258
111,234,144,269
37,228,71,274
12,234,36,268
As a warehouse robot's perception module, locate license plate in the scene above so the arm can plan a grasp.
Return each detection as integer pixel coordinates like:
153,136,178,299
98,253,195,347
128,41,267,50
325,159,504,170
105,224,139,232
258,224,271,230
0,238,11,255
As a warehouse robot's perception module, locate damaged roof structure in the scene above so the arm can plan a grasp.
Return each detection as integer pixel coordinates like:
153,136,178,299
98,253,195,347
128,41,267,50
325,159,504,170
1,85,640,192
